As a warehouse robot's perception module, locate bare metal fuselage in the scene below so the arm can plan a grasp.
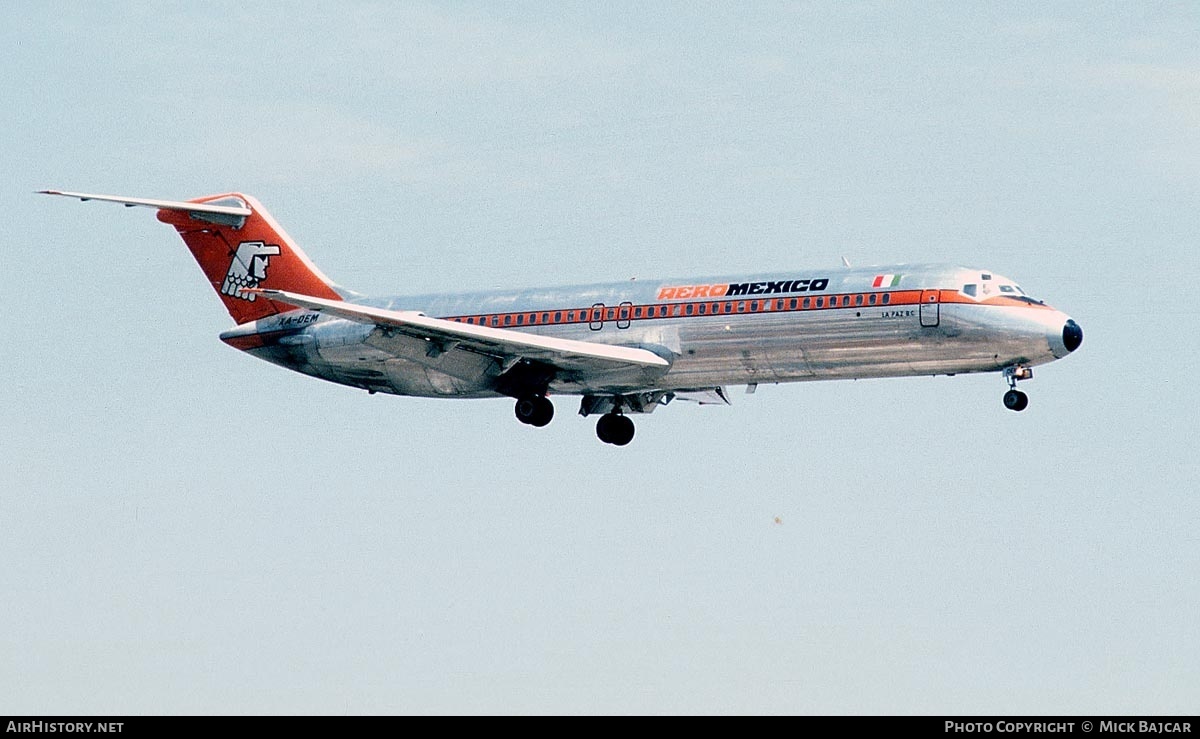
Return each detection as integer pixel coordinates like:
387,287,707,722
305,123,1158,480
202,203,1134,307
221,263,1078,406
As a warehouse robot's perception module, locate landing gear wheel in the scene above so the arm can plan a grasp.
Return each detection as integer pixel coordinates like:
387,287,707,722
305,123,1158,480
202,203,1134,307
1001,365,1032,412
596,413,635,446
514,396,554,427
1003,389,1029,412
595,414,615,442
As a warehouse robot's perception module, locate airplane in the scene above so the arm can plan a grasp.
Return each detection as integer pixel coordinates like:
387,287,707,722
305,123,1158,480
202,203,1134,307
41,189,1082,446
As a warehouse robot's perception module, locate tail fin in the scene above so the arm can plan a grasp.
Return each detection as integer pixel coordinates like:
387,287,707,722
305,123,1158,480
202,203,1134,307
41,190,344,324
156,193,343,324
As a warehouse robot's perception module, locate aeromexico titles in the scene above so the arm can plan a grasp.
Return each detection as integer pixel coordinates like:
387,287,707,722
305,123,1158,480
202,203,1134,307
43,190,1083,446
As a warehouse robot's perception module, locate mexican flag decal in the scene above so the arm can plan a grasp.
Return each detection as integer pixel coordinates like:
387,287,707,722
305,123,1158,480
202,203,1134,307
872,274,902,288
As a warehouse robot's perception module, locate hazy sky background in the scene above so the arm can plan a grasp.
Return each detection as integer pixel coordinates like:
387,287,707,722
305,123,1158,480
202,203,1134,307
3,1,1197,714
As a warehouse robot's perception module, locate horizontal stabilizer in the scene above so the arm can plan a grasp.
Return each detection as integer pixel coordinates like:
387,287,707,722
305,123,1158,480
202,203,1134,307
43,189,343,323
39,190,252,217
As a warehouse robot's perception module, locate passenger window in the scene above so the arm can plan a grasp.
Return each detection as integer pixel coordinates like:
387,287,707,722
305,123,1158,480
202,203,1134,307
882,294,890,305
698,303,706,315
711,303,721,314
854,295,863,306
789,298,798,310
504,315,512,326
803,297,811,309
686,304,694,315
868,294,877,305
816,297,824,308
750,301,759,311
516,315,524,325
737,302,746,312
491,316,499,326
554,311,562,322
634,307,642,318
725,302,733,313
842,295,850,306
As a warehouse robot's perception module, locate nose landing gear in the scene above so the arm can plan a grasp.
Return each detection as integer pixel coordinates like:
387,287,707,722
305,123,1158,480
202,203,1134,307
1003,388,1029,411
1002,365,1032,412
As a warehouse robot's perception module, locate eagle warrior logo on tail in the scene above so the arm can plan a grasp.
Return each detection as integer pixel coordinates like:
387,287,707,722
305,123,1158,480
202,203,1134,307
221,241,281,301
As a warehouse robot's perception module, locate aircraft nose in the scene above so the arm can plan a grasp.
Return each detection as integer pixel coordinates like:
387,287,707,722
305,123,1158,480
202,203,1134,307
1062,319,1083,353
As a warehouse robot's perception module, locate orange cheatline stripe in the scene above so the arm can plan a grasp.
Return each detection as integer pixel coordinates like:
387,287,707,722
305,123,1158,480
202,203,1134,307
436,288,1050,326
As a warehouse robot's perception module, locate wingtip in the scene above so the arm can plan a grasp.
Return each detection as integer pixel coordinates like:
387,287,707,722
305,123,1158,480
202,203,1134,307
38,189,84,200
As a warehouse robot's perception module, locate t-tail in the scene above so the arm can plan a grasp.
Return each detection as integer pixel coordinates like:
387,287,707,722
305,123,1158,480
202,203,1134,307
40,190,344,324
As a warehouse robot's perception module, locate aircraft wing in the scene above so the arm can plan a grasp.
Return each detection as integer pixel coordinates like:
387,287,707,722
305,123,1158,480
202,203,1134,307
249,288,672,378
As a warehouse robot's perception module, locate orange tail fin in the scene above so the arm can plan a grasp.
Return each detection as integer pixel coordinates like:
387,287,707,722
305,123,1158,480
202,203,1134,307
156,193,343,324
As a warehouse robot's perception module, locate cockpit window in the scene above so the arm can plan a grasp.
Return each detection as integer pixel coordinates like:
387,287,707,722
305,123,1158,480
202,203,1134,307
1000,285,1015,293
962,284,978,297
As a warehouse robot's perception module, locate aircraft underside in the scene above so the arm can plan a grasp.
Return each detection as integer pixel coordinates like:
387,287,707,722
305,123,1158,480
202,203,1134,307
237,301,1079,445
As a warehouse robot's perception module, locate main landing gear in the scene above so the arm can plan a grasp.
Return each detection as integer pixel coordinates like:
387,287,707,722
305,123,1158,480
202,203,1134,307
1002,365,1032,412
595,413,635,446
513,395,637,445
514,395,554,427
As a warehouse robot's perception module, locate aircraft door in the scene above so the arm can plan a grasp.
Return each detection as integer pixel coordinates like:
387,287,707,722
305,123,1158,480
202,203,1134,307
919,290,940,328
617,301,632,329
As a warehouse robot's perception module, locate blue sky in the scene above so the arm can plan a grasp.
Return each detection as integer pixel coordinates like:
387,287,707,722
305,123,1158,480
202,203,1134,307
2,1,1197,714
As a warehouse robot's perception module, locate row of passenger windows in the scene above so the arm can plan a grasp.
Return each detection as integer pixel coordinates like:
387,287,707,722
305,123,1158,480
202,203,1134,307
451,292,893,327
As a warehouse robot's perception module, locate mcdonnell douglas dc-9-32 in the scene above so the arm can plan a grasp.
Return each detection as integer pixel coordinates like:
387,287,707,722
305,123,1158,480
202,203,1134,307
42,190,1083,446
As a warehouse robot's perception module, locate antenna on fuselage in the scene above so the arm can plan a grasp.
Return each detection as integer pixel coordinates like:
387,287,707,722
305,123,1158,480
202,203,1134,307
841,256,852,268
